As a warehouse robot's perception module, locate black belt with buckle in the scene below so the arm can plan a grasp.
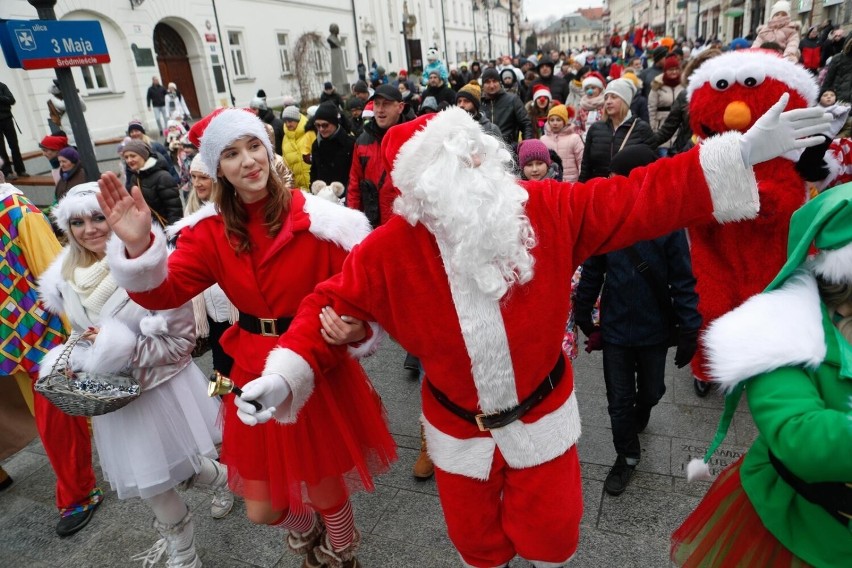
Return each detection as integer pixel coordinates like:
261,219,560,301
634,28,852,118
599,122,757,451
427,354,565,431
238,313,293,337
769,450,852,526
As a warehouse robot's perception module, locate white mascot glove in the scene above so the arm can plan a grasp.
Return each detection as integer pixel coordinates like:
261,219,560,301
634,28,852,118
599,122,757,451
739,93,832,166
234,373,291,426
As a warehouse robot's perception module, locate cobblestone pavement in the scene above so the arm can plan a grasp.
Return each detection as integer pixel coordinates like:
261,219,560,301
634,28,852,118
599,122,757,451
0,337,753,567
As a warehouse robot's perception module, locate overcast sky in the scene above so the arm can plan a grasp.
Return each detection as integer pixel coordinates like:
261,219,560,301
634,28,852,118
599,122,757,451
523,0,604,24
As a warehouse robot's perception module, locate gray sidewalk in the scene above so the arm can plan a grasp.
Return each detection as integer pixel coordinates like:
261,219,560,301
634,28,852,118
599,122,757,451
0,340,753,567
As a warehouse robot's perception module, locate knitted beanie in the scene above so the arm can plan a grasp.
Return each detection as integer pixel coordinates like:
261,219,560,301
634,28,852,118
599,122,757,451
281,106,302,122
126,119,146,135
314,102,340,125
532,84,553,102
456,82,482,110
604,78,636,106
58,146,80,164
582,72,605,91
547,104,571,123
770,0,791,18
199,108,274,175
121,139,151,160
51,182,102,234
663,55,680,71
481,67,500,82
518,139,552,168
621,69,642,89
189,153,213,178
346,97,365,111
39,134,68,151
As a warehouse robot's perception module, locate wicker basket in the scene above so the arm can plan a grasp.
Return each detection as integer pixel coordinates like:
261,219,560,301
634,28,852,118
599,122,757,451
35,335,140,417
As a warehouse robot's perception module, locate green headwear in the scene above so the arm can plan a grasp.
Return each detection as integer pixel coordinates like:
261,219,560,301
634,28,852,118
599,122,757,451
693,182,852,478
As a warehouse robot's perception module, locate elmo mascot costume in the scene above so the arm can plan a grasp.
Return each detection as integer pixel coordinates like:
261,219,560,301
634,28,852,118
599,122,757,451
686,49,821,395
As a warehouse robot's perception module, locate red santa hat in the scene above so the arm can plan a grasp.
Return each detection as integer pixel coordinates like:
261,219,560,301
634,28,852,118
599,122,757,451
362,101,375,119
532,84,552,103
686,49,817,106
582,72,606,91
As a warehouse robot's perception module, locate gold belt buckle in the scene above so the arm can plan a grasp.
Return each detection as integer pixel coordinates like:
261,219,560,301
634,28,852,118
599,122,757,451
475,413,490,432
259,318,277,336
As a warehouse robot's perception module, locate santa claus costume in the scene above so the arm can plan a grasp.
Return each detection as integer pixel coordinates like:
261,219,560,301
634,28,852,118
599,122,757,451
234,102,829,567
672,186,852,567
101,109,395,567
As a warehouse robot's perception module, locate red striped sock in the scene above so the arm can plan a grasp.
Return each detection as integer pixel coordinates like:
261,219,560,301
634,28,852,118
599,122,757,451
321,500,355,552
269,503,316,534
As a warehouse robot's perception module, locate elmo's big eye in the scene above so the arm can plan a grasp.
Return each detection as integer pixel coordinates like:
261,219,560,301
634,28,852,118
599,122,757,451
736,67,765,88
710,68,735,91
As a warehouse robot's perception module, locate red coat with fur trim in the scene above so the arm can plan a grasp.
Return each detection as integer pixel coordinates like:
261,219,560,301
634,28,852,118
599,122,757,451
265,146,751,480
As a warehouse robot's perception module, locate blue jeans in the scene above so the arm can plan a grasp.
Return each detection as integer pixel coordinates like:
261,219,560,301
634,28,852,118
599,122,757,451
601,342,668,460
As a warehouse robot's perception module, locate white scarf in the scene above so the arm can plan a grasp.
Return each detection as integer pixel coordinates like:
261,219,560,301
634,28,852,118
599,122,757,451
69,258,118,320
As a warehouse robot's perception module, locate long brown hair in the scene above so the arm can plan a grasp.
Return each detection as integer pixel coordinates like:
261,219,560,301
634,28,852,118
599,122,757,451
216,156,293,254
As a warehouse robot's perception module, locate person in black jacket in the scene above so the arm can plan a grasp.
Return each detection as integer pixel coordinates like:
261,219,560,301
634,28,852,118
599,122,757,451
530,58,569,104
121,140,183,226
310,102,355,191
0,81,29,180
320,82,345,110
579,79,654,181
821,36,852,104
423,71,457,108
575,145,701,497
480,68,534,146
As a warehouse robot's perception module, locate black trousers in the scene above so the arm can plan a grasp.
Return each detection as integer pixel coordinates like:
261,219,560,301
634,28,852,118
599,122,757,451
0,117,25,175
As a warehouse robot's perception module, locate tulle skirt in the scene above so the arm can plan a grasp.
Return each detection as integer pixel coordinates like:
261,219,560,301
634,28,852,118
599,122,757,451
92,363,221,500
220,357,397,512
671,457,811,568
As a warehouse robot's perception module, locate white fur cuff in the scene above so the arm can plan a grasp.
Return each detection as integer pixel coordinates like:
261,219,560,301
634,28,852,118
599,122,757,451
699,132,760,223
812,243,852,285
347,322,385,359
263,347,316,423
139,314,168,336
106,226,168,292
84,319,137,373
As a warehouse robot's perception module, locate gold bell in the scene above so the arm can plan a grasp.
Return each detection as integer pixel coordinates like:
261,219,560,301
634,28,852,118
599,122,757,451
208,371,236,397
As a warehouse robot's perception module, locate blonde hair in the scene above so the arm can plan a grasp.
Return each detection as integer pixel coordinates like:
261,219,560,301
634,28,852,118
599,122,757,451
60,228,106,280
184,178,220,216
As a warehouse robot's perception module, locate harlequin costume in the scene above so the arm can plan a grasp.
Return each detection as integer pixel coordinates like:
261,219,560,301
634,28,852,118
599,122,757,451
246,106,769,567
672,185,852,568
0,182,102,533
685,50,818,388
106,110,396,523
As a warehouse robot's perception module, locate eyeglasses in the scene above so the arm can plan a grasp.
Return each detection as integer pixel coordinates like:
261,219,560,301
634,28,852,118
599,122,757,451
314,121,334,130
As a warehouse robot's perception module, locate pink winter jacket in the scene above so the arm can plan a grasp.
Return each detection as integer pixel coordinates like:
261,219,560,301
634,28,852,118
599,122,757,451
752,16,801,62
541,127,585,182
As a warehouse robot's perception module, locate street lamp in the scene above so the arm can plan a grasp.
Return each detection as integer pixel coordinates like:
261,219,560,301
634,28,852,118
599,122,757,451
485,1,493,60
508,0,516,57
472,2,478,59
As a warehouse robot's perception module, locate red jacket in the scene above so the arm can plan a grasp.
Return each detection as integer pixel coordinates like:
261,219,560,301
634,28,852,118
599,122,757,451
347,118,406,227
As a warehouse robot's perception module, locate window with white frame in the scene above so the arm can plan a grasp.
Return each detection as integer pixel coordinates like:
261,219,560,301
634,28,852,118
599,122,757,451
340,36,351,69
277,32,292,74
312,40,327,73
228,30,247,78
79,64,110,93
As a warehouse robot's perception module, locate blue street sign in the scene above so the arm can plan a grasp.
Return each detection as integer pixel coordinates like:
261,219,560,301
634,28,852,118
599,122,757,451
0,20,110,70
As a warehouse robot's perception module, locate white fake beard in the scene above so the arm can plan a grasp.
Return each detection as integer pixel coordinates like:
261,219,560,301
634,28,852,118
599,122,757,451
393,133,536,300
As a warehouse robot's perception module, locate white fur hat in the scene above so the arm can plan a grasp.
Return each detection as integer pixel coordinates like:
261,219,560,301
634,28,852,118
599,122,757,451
52,182,102,234
770,1,791,18
189,153,213,178
199,108,274,176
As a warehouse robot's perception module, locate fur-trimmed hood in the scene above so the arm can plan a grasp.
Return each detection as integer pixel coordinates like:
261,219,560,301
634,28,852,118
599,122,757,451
704,270,826,391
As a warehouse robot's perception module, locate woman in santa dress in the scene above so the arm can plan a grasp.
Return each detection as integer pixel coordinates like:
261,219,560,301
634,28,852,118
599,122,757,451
98,108,395,567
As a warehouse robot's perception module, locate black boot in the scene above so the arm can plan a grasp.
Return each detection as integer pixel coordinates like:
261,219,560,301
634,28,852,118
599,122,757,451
604,455,636,496
693,377,712,398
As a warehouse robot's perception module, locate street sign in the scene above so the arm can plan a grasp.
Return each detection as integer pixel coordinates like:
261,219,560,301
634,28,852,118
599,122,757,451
0,20,110,70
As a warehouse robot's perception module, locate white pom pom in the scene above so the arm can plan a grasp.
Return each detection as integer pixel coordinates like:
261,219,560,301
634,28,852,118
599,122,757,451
139,314,168,336
687,458,713,482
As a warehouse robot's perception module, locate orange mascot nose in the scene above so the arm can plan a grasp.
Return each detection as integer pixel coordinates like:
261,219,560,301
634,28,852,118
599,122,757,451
723,101,752,131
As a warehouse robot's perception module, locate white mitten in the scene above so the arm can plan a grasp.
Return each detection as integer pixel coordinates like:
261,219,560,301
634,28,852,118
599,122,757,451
234,373,291,426
739,93,832,166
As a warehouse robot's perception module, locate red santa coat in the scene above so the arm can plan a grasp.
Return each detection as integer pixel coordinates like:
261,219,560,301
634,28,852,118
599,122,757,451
263,128,760,480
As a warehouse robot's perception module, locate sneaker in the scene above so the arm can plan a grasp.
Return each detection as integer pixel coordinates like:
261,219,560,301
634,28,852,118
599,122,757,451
5,173,16,181
604,455,636,496
56,499,102,537
211,487,234,519
17,171,31,178
403,353,420,373
693,377,712,398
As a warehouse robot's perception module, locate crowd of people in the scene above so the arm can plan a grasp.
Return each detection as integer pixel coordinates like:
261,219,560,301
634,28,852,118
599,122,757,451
0,2,850,566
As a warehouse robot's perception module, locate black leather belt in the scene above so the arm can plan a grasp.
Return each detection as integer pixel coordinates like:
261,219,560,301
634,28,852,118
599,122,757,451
427,354,565,431
769,450,852,526
657,106,671,111
238,313,292,337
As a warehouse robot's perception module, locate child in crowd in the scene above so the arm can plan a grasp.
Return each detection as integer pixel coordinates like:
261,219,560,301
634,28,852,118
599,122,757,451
518,139,562,181
525,85,554,138
541,104,584,182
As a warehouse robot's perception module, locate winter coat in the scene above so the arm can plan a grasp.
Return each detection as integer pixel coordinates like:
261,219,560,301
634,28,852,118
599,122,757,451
165,90,190,118
752,16,801,62
310,125,355,188
574,230,701,346
39,250,197,393
320,91,345,110
530,75,570,105
524,100,554,139
579,115,655,181
481,89,534,146
146,84,167,108
124,139,179,191
475,112,503,139
281,115,313,190
54,163,86,202
648,77,685,149
799,35,822,71
822,52,852,103
631,92,650,124
648,89,693,154
348,116,408,227
423,84,456,108
541,128,584,182
0,82,15,121
130,155,183,226
639,66,663,98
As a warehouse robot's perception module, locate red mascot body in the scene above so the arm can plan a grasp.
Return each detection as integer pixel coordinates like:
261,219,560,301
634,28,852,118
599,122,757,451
686,50,817,390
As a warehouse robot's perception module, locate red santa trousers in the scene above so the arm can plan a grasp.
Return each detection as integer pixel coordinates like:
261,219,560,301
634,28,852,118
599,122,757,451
34,389,96,510
434,446,582,567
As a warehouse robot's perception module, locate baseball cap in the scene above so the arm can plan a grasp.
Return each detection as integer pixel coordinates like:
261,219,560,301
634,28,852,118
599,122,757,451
369,84,403,103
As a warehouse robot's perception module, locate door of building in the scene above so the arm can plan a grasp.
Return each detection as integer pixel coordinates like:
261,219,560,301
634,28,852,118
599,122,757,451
154,23,201,119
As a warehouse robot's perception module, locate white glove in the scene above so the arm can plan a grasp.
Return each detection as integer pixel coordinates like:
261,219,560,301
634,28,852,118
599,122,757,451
234,373,291,426
739,93,832,166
